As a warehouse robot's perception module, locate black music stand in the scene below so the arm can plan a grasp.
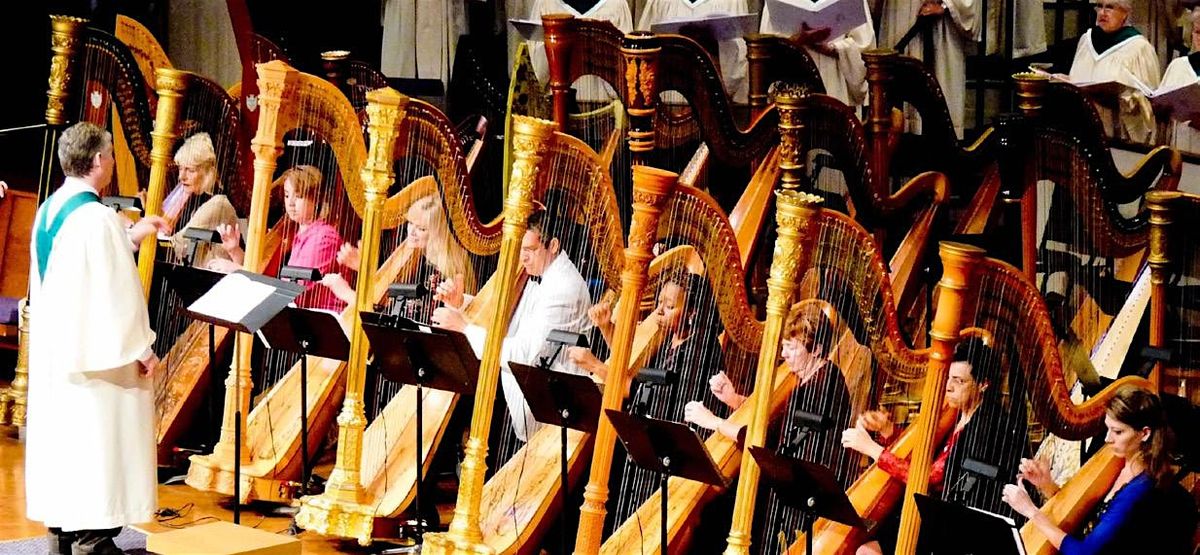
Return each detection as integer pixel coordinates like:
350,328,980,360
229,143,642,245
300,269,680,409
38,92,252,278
185,270,304,524
162,264,227,462
360,314,479,542
913,493,1027,555
509,362,603,555
750,446,864,555
257,306,350,501
607,410,727,555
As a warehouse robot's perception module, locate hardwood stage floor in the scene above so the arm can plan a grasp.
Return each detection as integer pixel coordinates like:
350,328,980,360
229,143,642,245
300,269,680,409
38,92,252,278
0,430,398,553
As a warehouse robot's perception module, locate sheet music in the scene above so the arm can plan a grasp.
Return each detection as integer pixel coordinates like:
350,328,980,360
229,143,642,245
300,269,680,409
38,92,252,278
649,13,760,42
188,272,276,325
765,0,868,40
965,506,1028,555
509,18,543,41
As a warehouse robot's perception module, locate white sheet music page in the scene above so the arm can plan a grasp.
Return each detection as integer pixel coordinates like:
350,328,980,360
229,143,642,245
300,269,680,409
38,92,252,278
765,0,868,40
649,13,760,42
188,272,275,325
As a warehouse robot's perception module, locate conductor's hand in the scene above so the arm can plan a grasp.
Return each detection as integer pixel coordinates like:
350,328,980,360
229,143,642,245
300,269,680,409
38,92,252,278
139,352,160,378
337,241,362,269
216,222,242,253
1018,457,1058,495
432,306,466,332
129,215,172,245
857,409,895,438
434,274,466,310
709,372,744,410
684,401,720,431
841,422,884,460
1001,477,1039,519
919,0,946,16
588,297,613,328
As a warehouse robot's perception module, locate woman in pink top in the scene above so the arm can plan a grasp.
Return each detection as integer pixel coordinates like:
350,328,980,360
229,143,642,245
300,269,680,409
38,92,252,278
210,165,345,311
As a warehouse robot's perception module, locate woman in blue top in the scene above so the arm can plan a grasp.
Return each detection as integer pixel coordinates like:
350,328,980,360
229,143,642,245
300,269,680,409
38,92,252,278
1001,386,1173,554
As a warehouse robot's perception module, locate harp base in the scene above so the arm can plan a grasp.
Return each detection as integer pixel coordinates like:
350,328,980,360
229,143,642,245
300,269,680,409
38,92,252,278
185,454,290,504
421,531,495,555
294,493,377,546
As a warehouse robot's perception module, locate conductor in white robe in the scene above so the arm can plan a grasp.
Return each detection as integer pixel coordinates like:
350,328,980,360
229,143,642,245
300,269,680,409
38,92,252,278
432,208,593,442
760,0,876,106
880,0,980,137
25,122,171,555
1068,0,1161,143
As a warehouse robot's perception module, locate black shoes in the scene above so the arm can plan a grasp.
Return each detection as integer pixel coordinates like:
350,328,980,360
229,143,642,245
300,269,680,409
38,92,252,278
70,535,124,555
47,528,124,555
46,528,77,555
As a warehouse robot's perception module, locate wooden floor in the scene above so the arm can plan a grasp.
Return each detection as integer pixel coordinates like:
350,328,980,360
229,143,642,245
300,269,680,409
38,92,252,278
0,426,400,554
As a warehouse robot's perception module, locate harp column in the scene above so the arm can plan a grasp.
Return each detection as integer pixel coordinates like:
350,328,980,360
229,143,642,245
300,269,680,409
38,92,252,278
863,49,896,199
543,14,576,131
136,67,187,295
773,83,808,192
423,115,559,555
723,190,823,555
1011,73,1048,285
621,31,661,167
0,300,31,429
295,87,407,546
574,166,679,554
186,60,296,494
1146,190,1178,389
893,241,985,555
744,34,771,118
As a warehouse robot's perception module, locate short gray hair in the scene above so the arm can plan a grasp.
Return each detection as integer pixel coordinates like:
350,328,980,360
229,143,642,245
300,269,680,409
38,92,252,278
58,122,112,178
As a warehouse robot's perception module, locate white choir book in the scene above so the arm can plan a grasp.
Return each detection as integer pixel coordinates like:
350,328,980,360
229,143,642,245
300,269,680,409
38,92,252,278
649,13,760,42
510,19,543,41
187,272,277,326
765,0,868,40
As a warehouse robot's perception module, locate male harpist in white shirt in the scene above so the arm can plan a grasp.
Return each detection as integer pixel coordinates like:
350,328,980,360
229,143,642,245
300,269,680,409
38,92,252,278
25,122,171,555
432,208,593,442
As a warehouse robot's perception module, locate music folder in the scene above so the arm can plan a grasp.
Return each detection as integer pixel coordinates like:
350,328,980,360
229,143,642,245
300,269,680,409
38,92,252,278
161,263,226,308
257,307,350,361
185,270,304,334
509,362,603,433
360,314,479,394
649,13,760,42
509,18,543,41
765,0,869,40
749,446,863,528
913,493,1027,555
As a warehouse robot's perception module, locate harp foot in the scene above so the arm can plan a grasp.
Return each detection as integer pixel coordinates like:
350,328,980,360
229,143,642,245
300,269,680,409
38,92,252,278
421,532,495,555
184,454,289,504
294,493,377,546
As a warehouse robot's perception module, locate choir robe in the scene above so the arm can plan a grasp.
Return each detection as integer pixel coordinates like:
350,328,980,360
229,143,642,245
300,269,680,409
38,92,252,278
637,0,753,103
1159,54,1200,154
526,0,634,103
380,0,467,90
760,0,875,106
1068,28,1161,143
25,177,157,532
880,0,980,137
462,251,593,442
978,0,1046,58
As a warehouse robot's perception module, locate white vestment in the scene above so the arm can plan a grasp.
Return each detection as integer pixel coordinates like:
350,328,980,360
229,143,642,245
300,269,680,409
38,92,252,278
526,0,634,102
977,0,1046,58
880,0,980,137
1159,55,1200,154
759,0,875,106
1069,29,1161,143
381,0,468,90
638,0,753,103
25,177,157,532
463,251,593,442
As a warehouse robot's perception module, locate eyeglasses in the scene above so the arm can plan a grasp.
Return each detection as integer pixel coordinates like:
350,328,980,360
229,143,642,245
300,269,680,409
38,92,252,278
1094,3,1125,12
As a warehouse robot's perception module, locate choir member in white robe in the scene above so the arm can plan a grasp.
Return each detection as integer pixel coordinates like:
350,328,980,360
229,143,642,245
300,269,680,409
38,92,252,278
525,0,634,102
1068,1,1161,143
431,210,593,443
381,0,468,91
638,0,754,103
880,0,979,137
1158,10,1200,153
25,122,170,555
760,0,876,106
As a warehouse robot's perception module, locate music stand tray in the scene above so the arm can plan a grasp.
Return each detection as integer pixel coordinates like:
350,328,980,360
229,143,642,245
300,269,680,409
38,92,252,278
509,362,602,434
161,263,227,309
913,493,1027,555
361,316,480,395
749,446,863,528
